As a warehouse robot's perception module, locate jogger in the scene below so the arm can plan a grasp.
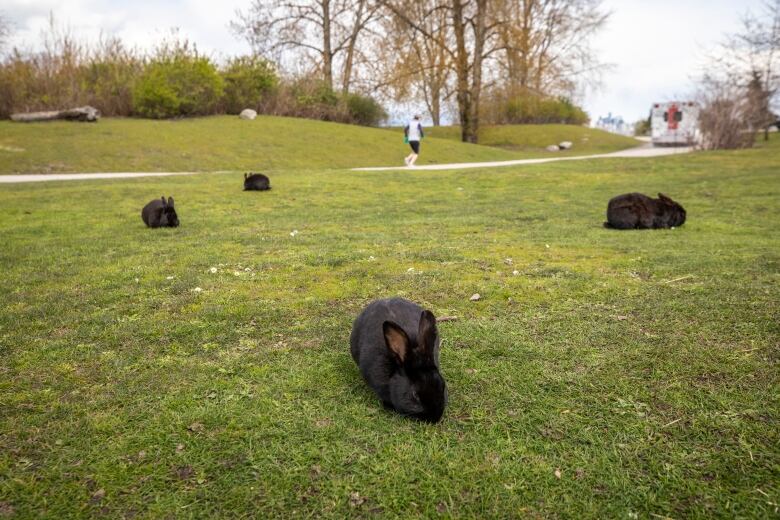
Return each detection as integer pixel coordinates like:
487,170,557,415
404,115,424,167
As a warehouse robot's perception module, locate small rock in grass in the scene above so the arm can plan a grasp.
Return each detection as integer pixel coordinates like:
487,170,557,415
290,229,299,237
175,465,195,480
349,491,365,507
0,502,15,517
239,109,257,120
546,145,561,152
192,287,203,293
559,141,573,150
470,293,481,301
90,489,106,504
209,267,217,274
187,422,205,433
554,468,562,479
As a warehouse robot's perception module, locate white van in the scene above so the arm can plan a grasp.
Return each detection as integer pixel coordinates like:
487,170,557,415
651,101,699,146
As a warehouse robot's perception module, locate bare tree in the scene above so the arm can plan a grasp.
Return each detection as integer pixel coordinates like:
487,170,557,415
699,0,780,145
0,12,11,55
382,0,503,143
231,0,379,94
372,0,454,125
697,77,757,150
380,0,607,141
744,0,780,139
495,0,609,98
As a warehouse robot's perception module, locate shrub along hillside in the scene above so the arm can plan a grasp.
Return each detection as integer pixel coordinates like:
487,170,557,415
0,37,385,126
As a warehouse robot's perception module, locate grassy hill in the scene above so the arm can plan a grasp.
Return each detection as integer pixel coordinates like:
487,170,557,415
427,123,640,155
0,116,638,174
0,116,524,174
0,136,778,517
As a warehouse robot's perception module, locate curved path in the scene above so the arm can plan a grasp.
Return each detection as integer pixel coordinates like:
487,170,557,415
352,144,693,171
0,145,692,183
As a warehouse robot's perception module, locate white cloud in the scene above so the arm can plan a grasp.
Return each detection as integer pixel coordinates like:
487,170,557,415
3,0,251,59
586,0,766,123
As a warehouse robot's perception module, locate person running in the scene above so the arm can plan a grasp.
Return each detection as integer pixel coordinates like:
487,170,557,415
404,115,424,167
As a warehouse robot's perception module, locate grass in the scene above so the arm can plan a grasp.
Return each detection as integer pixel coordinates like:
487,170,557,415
0,116,514,174
0,134,778,518
426,123,640,155
0,116,638,174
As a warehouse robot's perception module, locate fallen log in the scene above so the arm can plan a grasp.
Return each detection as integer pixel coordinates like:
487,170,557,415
10,106,100,123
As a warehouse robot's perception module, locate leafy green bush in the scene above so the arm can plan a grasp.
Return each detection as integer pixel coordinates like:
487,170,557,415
133,42,223,119
292,79,340,114
502,94,588,125
634,118,651,136
345,93,387,126
221,55,277,114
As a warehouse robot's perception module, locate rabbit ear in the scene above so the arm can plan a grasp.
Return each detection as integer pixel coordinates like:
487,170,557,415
244,173,248,180
383,321,410,364
161,196,167,206
167,196,175,207
417,310,438,354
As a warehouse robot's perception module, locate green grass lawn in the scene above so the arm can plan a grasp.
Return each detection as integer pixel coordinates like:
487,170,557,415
0,116,520,174
0,116,638,174
0,136,778,518
426,123,640,155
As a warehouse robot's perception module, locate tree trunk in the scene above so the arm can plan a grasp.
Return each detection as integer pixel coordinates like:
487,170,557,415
322,0,334,90
341,0,367,94
470,0,487,142
431,90,441,126
452,0,477,143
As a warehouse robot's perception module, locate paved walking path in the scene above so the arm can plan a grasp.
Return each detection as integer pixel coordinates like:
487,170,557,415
0,145,693,183
352,144,693,171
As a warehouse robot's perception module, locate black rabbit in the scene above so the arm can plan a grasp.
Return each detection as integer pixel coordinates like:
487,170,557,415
244,173,271,191
350,298,448,423
604,193,686,230
141,196,179,228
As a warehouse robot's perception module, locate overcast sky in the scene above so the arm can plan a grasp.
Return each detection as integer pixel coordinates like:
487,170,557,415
2,0,767,124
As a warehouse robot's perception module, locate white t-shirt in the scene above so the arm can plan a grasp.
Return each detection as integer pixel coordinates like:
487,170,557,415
406,120,423,141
